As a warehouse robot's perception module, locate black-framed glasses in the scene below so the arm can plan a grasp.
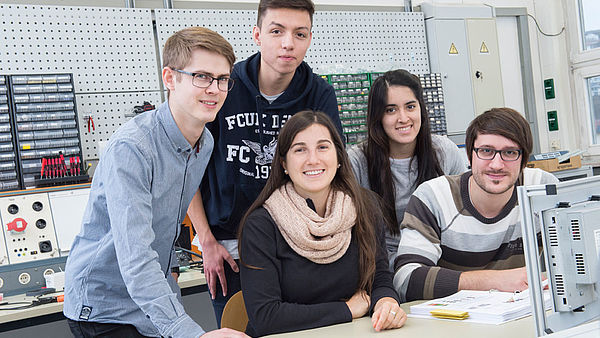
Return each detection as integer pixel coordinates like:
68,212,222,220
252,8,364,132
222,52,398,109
473,147,522,161
172,69,234,92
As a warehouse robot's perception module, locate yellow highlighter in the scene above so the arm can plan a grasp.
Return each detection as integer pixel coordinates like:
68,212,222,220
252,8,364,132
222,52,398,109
430,309,469,320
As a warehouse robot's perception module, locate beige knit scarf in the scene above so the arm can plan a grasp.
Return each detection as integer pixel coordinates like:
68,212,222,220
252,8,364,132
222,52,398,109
263,182,357,264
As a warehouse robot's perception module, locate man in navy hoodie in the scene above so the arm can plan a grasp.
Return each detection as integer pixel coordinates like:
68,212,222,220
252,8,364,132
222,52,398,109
187,0,342,326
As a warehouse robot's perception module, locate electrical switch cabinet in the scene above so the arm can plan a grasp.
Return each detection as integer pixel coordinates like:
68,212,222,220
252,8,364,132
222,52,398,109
422,4,504,144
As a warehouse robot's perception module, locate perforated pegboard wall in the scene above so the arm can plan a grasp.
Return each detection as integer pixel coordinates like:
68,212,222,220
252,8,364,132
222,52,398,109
0,4,160,93
154,9,258,66
77,92,163,160
311,11,429,74
154,9,429,74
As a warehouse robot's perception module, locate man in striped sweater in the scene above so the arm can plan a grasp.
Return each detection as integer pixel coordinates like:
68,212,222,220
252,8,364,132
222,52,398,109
393,108,558,302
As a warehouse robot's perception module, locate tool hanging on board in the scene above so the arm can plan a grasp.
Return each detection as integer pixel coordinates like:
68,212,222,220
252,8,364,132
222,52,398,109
86,115,95,132
133,101,156,115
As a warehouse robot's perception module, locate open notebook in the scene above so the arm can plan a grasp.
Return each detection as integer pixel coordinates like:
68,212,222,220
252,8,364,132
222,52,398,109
409,287,552,325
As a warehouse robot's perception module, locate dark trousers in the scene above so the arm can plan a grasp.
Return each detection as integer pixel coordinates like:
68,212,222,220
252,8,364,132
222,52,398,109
67,319,150,338
208,259,242,328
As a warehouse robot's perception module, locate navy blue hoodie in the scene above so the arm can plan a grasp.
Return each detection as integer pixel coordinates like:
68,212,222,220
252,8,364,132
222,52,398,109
201,52,342,240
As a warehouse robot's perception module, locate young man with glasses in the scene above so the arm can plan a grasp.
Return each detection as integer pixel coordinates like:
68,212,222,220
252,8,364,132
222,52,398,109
64,27,248,338
391,107,558,302
186,0,342,326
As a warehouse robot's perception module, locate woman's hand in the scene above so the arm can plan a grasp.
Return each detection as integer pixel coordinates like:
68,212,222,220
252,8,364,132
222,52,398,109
345,290,371,319
371,297,406,331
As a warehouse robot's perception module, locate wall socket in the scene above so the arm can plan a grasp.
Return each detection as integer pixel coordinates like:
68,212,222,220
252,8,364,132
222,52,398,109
550,139,561,150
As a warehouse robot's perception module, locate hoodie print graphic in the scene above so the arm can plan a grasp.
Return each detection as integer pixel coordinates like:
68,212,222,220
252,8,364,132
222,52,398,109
243,137,277,166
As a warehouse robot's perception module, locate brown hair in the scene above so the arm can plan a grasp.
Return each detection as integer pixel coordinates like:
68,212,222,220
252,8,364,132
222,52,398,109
239,110,377,295
257,0,315,27
363,69,443,235
162,27,235,96
465,107,533,169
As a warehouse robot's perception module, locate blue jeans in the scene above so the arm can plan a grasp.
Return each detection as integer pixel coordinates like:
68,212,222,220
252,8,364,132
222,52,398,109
208,259,241,328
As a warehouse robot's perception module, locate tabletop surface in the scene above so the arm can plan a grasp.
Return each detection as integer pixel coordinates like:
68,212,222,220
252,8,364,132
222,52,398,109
0,269,206,324
266,300,538,337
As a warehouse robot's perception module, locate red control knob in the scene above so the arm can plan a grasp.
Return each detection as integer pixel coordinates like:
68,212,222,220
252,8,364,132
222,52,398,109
7,218,27,232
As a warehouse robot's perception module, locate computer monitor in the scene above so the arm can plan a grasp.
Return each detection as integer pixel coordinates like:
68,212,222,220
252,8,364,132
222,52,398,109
518,176,600,336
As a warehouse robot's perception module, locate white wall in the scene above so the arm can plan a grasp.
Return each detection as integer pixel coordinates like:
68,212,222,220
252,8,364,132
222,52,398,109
2,0,410,7
496,16,525,115
530,0,573,153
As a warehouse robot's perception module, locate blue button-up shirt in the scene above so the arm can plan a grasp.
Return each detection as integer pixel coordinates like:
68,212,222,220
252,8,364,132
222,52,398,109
64,101,213,337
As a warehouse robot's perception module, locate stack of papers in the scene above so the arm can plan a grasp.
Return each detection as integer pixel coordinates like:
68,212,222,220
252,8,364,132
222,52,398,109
409,288,551,325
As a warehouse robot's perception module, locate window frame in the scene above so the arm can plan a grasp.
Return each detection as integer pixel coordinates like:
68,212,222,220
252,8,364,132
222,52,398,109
571,0,600,62
573,65,600,154
565,0,600,155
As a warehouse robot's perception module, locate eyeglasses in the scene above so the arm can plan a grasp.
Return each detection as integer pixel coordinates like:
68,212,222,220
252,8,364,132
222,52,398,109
473,147,522,161
172,69,234,92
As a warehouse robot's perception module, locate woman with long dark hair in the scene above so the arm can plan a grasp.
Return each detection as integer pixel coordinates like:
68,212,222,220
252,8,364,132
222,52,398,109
238,110,406,336
348,69,467,265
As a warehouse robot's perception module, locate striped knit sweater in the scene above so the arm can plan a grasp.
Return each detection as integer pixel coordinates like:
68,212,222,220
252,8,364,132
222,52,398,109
392,168,558,302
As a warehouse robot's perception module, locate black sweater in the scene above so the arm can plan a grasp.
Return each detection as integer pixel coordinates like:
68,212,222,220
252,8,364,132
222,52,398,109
240,206,399,337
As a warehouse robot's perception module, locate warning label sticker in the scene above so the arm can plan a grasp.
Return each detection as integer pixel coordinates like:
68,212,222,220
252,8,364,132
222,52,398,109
480,41,489,53
449,43,458,55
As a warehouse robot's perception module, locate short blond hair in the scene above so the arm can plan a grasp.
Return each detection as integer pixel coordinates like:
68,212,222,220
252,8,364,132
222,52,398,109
163,26,235,73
